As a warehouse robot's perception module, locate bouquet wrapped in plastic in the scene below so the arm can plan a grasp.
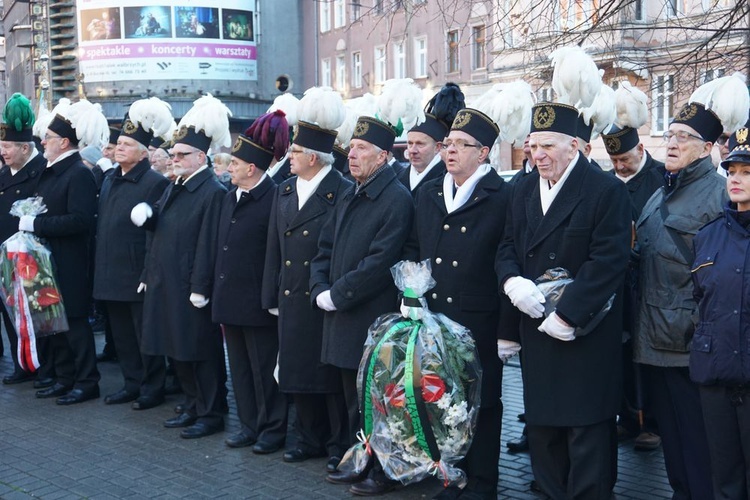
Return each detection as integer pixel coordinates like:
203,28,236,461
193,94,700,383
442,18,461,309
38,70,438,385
338,260,482,487
535,267,615,337
0,197,69,371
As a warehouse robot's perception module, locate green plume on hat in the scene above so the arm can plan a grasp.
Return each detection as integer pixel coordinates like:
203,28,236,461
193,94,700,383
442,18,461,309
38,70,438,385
3,93,35,132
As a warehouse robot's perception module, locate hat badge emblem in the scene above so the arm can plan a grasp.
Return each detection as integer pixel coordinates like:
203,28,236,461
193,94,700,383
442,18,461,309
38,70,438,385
231,138,242,152
354,121,370,137
0,126,6,141
604,136,621,153
452,112,471,129
123,120,138,134
677,104,698,121
175,126,189,140
533,106,556,129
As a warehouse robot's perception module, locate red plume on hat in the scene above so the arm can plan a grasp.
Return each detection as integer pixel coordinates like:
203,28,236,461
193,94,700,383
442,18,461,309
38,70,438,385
245,110,289,161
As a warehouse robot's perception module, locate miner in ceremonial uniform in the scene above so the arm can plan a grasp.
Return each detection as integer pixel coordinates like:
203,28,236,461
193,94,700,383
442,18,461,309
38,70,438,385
496,102,632,499
212,112,287,452
93,98,172,410
262,120,352,472
132,95,230,438
310,115,414,489
633,74,748,498
406,108,512,499
0,94,45,385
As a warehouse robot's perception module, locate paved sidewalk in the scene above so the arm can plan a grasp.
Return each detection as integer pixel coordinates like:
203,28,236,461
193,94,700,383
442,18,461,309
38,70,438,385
0,333,671,499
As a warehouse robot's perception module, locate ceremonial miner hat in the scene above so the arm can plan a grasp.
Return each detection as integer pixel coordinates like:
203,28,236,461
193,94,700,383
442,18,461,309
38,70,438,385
410,114,449,143
108,126,121,146
530,102,579,137
576,114,593,143
450,108,499,147
121,97,174,148
294,87,345,153
601,125,640,155
231,135,275,170
294,121,338,153
49,100,109,148
352,116,397,151
0,93,35,142
175,94,232,154
602,81,648,155
332,145,349,174
671,103,723,144
236,110,289,170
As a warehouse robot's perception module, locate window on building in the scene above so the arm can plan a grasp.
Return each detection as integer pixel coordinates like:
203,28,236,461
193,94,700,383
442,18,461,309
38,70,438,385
666,0,683,16
352,51,362,88
320,1,331,32
701,68,725,84
374,46,386,83
414,36,427,77
537,87,555,103
336,55,346,91
472,26,486,70
447,30,459,74
634,0,644,20
321,58,331,87
393,41,406,79
334,0,345,28
392,0,404,10
351,1,362,21
375,0,384,15
500,0,515,47
652,74,674,133
563,0,597,28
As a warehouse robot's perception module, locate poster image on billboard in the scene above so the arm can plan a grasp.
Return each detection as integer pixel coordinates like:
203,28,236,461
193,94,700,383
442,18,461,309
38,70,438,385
80,8,122,41
222,9,253,41
174,7,220,39
124,6,172,38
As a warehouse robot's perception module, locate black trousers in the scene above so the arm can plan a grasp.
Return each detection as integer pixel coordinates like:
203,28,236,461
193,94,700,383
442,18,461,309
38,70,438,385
340,367,361,446
224,324,287,446
527,418,617,500
292,392,349,457
460,404,502,497
1,304,21,373
50,316,100,391
648,365,713,500
105,301,165,398
173,327,227,426
699,385,750,500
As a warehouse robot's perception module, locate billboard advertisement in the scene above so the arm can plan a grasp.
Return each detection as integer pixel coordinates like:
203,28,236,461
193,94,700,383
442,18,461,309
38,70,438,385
77,0,257,83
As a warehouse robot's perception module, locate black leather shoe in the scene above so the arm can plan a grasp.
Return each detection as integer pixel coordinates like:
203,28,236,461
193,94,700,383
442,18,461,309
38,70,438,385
96,351,118,363
33,377,55,389
131,394,164,410
174,403,186,414
326,469,369,485
252,441,282,454
164,413,197,428
350,478,397,496
164,381,182,395
432,486,462,500
225,431,256,448
3,370,33,385
326,456,342,473
180,421,224,439
283,448,325,463
36,383,71,399
530,480,543,493
56,386,100,405
506,435,529,454
104,389,138,405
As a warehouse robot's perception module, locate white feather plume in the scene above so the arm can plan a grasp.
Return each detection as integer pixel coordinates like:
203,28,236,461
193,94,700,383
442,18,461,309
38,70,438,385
335,106,360,147
377,78,425,131
162,120,178,141
179,93,233,152
550,45,602,108
474,81,535,147
613,81,648,129
268,93,300,127
128,97,174,138
33,98,70,139
580,85,616,141
297,86,346,131
470,83,505,117
66,100,109,148
689,72,750,134
349,93,379,118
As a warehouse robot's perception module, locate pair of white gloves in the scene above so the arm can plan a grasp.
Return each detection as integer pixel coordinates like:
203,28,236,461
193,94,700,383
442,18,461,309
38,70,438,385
504,276,576,342
136,283,209,309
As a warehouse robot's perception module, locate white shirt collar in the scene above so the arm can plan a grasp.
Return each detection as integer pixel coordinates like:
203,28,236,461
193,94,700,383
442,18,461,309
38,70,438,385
46,149,78,168
442,164,491,214
539,152,578,215
266,153,288,178
235,173,268,202
181,164,209,185
409,154,441,191
296,165,331,210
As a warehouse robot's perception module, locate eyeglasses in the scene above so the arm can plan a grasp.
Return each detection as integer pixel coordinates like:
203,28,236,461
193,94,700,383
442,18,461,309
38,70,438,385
715,135,730,146
169,151,195,160
440,140,482,151
289,148,307,155
663,130,705,143
43,134,62,141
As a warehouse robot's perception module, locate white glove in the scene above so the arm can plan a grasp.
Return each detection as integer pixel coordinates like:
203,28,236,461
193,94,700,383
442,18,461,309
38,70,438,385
97,157,114,172
137,282,147,293
268,308,279,317
18,215,35,232
130,202,153,227
504,276,546,319
316,290,337,312
497,339,522,363
538,311,576,341
189,293,209,308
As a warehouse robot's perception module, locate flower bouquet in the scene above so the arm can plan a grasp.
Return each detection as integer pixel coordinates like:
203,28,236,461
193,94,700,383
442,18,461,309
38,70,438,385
0,197,69,371
338,260,482,487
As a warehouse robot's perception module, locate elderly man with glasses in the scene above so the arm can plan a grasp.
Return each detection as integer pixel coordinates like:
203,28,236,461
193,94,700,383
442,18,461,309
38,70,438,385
633,99,731,500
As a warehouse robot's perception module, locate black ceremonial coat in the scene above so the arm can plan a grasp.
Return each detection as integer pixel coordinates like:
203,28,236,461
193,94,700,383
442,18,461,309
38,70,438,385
617,152,665,220
262,169,353,392
33,153,98,318
310,166,414,370
0,152,45,244
495,155,631,427
396,160,446,196
406,169,511,408
141,168,226,361
212,175,277,327
93,159,169,302
271,157,293,185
